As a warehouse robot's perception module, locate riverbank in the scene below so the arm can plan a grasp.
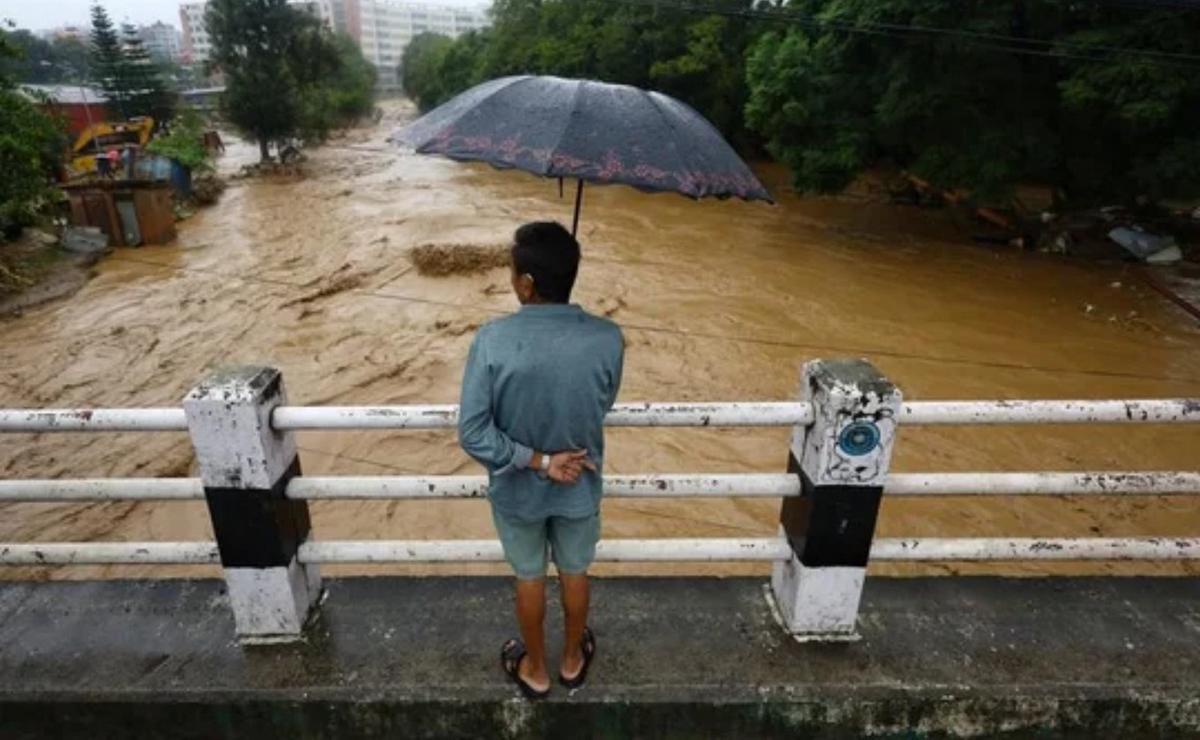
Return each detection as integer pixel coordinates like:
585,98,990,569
1,98,1198,580
0,230,102,318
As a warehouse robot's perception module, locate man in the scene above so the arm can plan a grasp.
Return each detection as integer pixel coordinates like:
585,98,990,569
95,149,111,179
121,145,137,180
105,148,120,179
458,221,624,699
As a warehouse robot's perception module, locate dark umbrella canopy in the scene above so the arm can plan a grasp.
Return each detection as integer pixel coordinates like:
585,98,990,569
389,75,772,203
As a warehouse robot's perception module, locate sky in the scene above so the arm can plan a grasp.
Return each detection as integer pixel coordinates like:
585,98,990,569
1,0,487,31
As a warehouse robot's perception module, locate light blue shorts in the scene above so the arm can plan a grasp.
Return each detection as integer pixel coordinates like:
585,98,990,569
491,508,600,580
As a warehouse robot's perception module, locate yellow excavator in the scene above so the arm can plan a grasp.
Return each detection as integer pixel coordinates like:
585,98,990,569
69,117,155,176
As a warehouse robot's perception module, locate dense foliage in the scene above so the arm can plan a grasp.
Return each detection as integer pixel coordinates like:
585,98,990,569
206,0,375,160
402,0,1200,207
400,33,455,111
745,0,1200,206
293,33,377,142
118,22,175,122
88,5,176,122
0,29,91,83
0,28,67,238
399,0,763,147
145,107,211,170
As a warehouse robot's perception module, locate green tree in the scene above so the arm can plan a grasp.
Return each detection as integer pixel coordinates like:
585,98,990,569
146,106,211,170
744,0,1200,206
0,29,92,83
206,0,303,161
401,32,454,110
0,28,67,238
397,0,759,145
90,3,134,116
293,30,377,141
121,23,176,122
650,14,757,148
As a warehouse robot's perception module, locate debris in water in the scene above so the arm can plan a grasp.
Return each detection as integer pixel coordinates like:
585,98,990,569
192,174,227,206
409,243,510,277
281,273,364,307
233,161,305,179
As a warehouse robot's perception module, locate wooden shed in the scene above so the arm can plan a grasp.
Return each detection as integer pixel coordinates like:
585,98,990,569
60,181,176,247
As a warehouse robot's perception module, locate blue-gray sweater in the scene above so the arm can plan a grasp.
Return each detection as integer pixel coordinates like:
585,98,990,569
458,303,624,521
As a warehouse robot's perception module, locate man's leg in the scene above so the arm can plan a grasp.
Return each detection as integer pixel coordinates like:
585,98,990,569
549,513,600,680
492,507,551,691
514,577,550,690
559,572,589,678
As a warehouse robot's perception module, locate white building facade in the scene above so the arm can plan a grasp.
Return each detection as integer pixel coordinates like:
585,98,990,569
176,0,484,87
178,2,212,64
179,0,330,65
319,0,489,90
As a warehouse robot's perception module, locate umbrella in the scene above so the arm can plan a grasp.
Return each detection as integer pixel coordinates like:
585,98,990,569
388,75,771,236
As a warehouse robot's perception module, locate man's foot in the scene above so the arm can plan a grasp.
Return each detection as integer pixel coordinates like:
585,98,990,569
501,639,551,699
559,627,596,689
560,644,584,682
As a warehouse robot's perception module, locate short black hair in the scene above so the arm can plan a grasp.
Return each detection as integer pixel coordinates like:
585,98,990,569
511,221,580,303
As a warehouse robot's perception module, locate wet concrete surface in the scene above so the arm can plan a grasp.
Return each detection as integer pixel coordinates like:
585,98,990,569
1,576,1198,737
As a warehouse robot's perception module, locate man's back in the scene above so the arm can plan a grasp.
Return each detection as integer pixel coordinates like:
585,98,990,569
459,303,623,521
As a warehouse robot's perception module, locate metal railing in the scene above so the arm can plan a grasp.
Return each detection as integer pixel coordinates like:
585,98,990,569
2,398,1196,432
1,401,1198,565
1,362,1197,641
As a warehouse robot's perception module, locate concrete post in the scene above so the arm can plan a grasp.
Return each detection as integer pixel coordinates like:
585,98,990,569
771,359,901,641
183,366,319,643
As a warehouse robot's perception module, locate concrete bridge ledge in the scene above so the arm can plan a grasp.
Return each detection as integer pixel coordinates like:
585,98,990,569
0,576,1198,738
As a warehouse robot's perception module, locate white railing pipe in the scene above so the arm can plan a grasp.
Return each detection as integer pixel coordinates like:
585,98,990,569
0,478,204,501
296,538,793,563
901,399,1199,425
885,471,1200,496
286,473,803,500
6,398,1196,433
3,471,1199,502
4,537,1198,565
270,401,814,430
871,537,1200,561
0,408,187,432
0,542,218,564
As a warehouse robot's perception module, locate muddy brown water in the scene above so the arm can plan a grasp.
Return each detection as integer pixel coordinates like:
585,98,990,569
2,100,1198,580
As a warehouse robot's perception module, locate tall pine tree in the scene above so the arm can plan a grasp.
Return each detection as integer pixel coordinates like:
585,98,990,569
89,4,131,117
121,23,175,123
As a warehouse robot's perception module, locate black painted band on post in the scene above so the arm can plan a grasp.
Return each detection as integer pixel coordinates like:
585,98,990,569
780,451,883,569
204,456,309,569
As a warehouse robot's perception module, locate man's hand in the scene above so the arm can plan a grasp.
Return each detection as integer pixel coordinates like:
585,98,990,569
547,450,597,484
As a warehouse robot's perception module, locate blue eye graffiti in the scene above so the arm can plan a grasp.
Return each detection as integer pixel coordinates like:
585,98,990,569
838,421,880,456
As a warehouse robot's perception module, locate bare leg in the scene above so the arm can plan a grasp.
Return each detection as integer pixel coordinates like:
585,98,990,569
559,572,590,679
514,577,550,690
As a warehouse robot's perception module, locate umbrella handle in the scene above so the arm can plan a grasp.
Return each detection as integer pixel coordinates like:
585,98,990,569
572,179,584,238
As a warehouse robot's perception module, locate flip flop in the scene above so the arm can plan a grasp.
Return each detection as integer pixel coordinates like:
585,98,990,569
501,638,551,700
558,626,596,690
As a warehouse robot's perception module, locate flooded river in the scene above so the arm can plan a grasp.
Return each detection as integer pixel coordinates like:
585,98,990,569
2,100,1198,579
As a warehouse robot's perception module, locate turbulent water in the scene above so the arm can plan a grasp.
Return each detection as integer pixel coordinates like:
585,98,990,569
2,100,1198,579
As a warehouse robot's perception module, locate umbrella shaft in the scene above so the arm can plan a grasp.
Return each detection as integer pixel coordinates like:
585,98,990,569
572,179,585,237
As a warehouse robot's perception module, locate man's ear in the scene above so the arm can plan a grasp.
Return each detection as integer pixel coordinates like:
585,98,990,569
520,274,536,300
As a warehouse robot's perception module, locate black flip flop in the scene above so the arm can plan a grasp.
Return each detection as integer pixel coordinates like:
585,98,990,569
501,639,551,700
559,626,596,690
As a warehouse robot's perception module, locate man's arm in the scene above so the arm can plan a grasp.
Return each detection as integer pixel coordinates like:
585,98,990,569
457,330,533,477
606,328,625,410
457,330,593,483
